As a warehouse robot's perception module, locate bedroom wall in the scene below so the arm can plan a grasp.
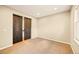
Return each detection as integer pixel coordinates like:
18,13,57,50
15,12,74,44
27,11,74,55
38,11,71,44
0,6,38,50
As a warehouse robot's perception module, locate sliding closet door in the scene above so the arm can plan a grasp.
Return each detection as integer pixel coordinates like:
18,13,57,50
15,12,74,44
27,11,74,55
13,14,22,44
24,17,31,40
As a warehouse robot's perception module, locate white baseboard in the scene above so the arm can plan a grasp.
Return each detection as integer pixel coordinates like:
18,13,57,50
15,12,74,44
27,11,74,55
70,39,79,54
70,45,75,54
0,44,13,50
74,39,79,45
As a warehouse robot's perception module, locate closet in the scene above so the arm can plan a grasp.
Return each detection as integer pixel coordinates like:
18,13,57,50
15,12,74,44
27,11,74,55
13,14,31,44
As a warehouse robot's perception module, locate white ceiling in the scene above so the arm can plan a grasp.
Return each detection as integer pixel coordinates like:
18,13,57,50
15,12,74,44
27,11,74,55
7,5,71,18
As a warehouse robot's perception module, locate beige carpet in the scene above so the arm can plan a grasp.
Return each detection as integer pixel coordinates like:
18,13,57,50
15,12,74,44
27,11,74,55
0,38,73,54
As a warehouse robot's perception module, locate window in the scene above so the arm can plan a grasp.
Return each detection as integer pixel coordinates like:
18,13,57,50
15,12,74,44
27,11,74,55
74,6,79,44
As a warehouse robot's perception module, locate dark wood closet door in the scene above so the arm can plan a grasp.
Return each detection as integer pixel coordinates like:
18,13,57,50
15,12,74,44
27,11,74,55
24,17,31,40
13,14,22,44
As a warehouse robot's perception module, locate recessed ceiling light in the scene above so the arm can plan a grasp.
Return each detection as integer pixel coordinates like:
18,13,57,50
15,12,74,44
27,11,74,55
54,8,58,10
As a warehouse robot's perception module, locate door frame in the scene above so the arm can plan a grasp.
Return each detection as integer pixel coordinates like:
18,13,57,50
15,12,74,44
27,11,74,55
13,14,32,44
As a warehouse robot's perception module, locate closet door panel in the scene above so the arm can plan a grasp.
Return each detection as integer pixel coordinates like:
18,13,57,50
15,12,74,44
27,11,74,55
13,14,22,44
24,17,31,40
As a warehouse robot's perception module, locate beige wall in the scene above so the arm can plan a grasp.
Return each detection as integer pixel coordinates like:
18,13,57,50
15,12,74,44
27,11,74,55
0,6,13,50
0,6,38,50
38,11,71,44
70,6,79,54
